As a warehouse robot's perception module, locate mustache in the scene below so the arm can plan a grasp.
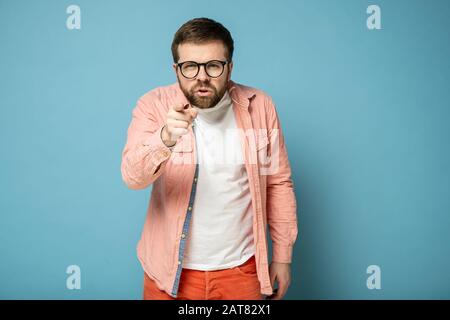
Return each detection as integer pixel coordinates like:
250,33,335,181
193,84,215,91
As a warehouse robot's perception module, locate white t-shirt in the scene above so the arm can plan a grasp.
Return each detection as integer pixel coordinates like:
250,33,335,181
182,90,255,270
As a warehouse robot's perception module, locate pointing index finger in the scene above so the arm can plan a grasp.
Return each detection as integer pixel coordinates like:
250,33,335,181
182,103,198,120
172,103,188,112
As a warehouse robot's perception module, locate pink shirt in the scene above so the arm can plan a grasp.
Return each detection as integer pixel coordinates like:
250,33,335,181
121,80,298,298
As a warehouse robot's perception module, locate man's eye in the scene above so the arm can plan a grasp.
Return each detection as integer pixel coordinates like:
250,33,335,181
184,64,197,70
208,63,221,69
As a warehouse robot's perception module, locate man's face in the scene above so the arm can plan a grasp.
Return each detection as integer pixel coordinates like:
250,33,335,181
173,40,233,109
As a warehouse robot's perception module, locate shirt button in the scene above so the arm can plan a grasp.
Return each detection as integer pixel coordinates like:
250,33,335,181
188,206,192,211
178,260,181,265
181,233,186,239
194,178,197,182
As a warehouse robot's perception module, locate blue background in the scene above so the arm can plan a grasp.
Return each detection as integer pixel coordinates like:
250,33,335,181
1,0,449,299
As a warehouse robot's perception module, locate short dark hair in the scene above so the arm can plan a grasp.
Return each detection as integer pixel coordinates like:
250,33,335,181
171,17,234,63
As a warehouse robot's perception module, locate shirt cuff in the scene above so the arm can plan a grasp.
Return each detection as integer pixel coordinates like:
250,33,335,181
160,124,177,151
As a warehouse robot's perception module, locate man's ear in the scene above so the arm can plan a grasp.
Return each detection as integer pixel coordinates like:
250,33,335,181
172,63,178,74
227,61,233,81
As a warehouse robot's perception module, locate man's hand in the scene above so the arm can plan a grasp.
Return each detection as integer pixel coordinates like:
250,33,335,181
161,103,198,147
266,262,291,300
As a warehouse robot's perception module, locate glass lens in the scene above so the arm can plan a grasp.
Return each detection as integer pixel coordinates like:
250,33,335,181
181,62,199,78
206,61,224,77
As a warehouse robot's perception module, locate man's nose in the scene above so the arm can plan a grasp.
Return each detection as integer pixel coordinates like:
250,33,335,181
196,65,209,81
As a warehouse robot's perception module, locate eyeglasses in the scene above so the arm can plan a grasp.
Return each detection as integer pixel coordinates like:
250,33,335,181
177,60,229,79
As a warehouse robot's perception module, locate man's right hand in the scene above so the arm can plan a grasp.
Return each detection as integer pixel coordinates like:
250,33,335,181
161,103,198,147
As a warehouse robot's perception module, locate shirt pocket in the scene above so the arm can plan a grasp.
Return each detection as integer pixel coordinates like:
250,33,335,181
165,135,194,193
256,135,269,152
171,138,193,153
169,135,194,165
256,132,270,164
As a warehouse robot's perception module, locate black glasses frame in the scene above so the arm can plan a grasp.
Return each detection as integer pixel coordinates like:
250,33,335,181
177,60,229,79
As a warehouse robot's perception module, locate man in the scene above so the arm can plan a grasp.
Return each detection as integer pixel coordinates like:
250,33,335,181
121,17,298,300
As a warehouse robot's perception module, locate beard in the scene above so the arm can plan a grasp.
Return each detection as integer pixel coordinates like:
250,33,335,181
178,77,228,109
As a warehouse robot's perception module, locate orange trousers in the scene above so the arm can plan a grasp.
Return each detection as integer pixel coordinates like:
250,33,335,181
143,255,264,300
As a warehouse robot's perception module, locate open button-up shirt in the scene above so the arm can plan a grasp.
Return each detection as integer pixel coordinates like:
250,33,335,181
121,80,298,298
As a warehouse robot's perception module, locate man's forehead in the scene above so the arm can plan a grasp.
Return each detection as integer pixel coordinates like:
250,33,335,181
177,41,227,62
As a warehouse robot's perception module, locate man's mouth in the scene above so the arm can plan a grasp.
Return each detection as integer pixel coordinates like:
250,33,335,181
196,88,213,97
